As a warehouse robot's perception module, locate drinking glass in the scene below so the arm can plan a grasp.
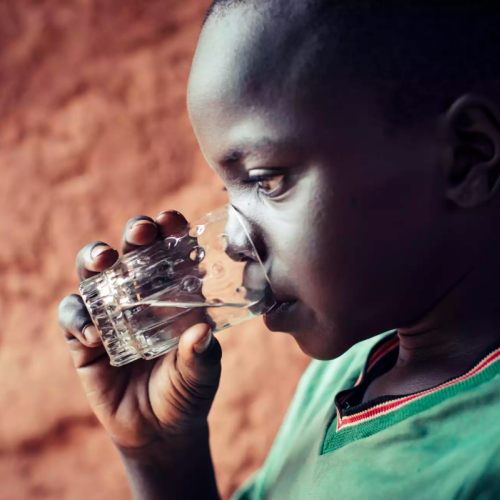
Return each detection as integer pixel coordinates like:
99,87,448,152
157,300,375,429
79,204,275,366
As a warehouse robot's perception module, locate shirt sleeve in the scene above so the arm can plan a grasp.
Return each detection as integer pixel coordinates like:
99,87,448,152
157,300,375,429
230,358,331,500
230,360,320,500
230,333,386,500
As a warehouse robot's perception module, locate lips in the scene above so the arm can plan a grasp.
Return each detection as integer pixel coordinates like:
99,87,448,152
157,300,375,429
240,260,298,325
263,296,298,333
266,299,296,315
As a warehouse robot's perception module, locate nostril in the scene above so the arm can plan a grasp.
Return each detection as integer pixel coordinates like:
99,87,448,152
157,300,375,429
224,205,266,264
236,252,252,263
225,243,254,263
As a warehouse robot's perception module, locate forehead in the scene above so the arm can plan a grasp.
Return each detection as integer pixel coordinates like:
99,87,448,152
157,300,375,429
188,4,319,116
187,4,385,165
187,8,297,162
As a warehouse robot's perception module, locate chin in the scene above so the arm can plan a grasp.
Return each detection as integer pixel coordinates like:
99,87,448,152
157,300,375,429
264,301,374,361
263,299,300,332
294,333,350,361
263,302,351,360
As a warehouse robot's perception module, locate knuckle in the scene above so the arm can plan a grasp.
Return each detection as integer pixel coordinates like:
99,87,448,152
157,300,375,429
65,334,84,349
173,367,215,405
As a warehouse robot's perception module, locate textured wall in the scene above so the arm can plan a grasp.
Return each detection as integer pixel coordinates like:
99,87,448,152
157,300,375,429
0,1,310,499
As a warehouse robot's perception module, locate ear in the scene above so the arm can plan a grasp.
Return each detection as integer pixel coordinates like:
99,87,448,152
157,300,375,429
442,95,500,208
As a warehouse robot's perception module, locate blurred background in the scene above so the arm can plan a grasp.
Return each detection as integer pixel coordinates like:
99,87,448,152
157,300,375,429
0,1,310,499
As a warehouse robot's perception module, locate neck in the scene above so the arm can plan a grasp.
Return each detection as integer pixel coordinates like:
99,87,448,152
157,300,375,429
398,263,500,367
364,259,500,401
396,314,500,372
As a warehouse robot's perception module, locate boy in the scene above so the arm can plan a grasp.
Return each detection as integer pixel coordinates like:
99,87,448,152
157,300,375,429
58,1,500,498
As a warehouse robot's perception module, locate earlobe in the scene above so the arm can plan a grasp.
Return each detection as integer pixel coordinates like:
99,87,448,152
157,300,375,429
442,94,500,209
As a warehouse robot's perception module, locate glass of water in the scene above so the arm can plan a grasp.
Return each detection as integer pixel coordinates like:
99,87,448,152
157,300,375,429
79,204,275,366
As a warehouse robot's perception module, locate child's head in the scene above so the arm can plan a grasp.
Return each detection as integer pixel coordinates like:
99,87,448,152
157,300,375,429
187,1,500,359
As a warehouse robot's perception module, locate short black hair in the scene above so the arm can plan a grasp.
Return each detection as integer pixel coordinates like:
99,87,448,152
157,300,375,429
203,1,500,128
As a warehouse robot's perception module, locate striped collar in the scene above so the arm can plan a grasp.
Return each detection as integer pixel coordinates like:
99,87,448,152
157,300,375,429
321,332,500,454
335,333,500,432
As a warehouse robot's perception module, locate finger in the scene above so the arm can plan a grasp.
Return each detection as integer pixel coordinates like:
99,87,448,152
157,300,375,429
155,210,188,237
121,216,158,255
76,242,119,282
175,324,222,399
58,294,108,369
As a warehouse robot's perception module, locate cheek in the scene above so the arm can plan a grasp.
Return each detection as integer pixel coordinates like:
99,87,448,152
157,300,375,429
262,166,393,326
303,162,447,333
264,175,336,307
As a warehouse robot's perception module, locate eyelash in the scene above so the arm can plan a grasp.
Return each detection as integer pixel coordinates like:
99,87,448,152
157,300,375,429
242,173,288,197
244,175,271,183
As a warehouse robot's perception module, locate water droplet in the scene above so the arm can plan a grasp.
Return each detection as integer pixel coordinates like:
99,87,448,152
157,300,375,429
164,238,177,250
211,262,226,278
215,234,229,252
208,298,223,305
189,246,205,262
189,225,205,238
181,276,201,293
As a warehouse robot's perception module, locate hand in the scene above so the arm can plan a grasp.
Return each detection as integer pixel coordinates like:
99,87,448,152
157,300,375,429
58,211,223,452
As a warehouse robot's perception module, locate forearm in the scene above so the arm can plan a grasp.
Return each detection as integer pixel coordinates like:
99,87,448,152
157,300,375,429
118,425,221,500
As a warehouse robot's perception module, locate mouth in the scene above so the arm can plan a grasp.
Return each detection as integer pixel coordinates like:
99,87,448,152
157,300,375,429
266,299,296,315
264,297,298,329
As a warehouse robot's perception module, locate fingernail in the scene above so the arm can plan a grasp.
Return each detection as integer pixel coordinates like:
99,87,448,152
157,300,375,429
194,329,213,354
91,245,114,261
131,220,156,231
82,324,101,345
156,210,174,218
156,210,185,221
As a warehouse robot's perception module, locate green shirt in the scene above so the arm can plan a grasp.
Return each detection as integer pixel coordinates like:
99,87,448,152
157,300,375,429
232,332,500,500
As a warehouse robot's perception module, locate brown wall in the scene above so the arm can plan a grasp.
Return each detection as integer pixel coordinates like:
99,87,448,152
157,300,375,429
0,1,309,499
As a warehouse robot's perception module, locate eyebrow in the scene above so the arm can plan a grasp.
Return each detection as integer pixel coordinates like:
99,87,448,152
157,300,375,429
220,149,245,164
218,138,292,166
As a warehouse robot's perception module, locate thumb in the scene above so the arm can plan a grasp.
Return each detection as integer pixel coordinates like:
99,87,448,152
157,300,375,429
176,323,222,401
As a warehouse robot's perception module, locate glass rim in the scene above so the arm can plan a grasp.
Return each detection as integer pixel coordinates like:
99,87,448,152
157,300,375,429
225,203,272,289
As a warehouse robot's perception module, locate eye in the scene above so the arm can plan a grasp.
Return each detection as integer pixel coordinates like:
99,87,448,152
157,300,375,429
246,170,288,198
257,174,285,193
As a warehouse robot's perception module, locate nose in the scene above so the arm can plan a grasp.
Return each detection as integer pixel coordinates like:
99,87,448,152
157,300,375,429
224,205,266,264
223,205,273,300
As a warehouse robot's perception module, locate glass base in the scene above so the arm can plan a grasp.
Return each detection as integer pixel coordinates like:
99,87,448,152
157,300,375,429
110,336,181,367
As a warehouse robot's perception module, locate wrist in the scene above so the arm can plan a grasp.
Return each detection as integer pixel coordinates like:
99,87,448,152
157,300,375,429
115,421,210,462
115,423,220,500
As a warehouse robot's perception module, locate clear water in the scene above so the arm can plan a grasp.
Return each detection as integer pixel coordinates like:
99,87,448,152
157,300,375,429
122,299,259,310
80,206,274,366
